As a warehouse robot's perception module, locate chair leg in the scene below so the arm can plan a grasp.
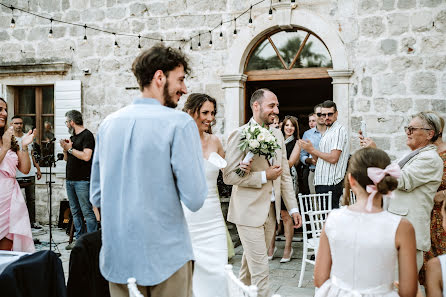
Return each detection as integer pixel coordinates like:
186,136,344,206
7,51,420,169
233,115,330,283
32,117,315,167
298,245,307,287
69,221,74,244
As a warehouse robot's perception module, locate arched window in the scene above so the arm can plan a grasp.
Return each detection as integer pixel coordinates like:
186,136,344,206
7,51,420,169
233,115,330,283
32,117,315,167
245,28,332,80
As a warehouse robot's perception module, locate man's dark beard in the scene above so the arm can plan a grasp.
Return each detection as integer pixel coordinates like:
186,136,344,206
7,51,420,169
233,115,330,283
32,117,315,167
163,81,177,108
68,126,74,136
259,106,274,126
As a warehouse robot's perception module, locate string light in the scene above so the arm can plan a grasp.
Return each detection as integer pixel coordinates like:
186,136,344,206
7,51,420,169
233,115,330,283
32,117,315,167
9,6,15,29
208,30,212,47
233,18,237,38
248,6,253,28
219,21,223,40
48,18,53,38
197,33,201,49
113,33,119,48
190,39,193,50
291,0,297,9
82,24,87,44
0,1,275,52
268,0,273,20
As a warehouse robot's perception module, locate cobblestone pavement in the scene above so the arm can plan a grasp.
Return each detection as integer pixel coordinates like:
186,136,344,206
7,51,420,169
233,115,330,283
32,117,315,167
34,227,315,297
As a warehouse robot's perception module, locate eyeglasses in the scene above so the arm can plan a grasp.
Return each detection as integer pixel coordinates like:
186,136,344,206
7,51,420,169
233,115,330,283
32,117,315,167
404,126,432,134
317,112,334,118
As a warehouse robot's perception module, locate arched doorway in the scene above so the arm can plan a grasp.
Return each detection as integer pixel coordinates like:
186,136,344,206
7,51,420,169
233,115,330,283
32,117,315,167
221,6,352,140
243,28,333,135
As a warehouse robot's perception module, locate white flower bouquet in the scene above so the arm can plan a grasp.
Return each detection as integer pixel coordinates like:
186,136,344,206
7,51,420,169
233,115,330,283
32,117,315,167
235,123,281,177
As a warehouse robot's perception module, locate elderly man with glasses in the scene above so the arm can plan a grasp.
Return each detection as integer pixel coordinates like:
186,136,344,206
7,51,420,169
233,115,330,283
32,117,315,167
360,111,443,274
299,100,349,208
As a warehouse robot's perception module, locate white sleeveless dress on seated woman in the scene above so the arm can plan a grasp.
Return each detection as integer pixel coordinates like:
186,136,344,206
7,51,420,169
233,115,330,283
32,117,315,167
315,207,402,297
182,152,228,297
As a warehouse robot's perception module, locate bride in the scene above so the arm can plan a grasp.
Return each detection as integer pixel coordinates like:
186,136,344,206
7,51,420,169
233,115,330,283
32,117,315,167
183,93,250,297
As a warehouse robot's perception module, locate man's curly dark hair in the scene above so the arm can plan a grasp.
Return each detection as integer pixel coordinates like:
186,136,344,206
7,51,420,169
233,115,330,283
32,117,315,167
132,44,190,91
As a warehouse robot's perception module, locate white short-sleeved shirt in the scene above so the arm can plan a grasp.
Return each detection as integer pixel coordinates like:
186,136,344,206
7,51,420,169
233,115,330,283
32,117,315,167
314,120,349,186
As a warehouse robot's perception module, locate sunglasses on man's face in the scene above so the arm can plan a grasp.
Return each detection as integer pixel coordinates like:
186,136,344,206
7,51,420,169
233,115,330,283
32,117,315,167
317,112,334,118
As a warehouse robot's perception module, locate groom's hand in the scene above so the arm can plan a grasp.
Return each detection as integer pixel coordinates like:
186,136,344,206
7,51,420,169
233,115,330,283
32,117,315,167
292,212,302,229
266,165,282,180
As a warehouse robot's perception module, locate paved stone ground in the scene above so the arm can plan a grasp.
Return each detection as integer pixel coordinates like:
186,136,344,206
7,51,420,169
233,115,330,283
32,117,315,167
34,227,316,296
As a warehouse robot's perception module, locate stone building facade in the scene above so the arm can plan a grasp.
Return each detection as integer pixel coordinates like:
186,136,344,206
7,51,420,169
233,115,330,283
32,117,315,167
0,0,445,225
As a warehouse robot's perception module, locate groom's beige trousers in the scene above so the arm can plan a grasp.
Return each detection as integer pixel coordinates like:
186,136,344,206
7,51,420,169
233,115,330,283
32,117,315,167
236,203,276,297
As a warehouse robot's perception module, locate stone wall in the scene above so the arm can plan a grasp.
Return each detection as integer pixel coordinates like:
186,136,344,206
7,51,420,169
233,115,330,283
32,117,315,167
0,0,445,224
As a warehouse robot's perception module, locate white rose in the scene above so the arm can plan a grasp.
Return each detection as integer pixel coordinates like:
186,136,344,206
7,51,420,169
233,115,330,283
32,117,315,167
249,139,260,149
257,133,266,142
266,134,274,143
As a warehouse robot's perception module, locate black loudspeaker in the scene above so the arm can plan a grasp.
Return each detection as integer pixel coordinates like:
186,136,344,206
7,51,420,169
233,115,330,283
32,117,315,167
58,200,71,228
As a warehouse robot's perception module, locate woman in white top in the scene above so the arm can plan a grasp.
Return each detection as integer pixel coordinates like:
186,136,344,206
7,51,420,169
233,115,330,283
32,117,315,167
182,93,250,297
314,147,418,297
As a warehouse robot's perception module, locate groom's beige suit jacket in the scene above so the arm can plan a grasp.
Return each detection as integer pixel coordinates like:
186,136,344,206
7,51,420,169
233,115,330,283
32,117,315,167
223,120,298,227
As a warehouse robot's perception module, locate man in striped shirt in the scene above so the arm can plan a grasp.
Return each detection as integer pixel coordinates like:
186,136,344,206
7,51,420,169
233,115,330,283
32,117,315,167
299,100,349,208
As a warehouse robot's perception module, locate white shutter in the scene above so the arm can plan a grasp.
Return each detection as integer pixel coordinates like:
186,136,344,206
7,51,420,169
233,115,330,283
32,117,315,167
54,80,82,172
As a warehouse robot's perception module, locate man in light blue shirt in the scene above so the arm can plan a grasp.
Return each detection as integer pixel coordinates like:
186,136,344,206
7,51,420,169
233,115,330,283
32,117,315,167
300,104,326,194
90,45,207,297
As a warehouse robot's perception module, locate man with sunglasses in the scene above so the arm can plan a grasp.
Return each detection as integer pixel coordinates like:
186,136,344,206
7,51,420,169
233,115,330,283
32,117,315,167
299,100,349,208
300,104,327,194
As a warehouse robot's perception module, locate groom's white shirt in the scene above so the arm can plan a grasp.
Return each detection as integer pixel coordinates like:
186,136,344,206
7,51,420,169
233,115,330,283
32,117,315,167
251,118,299,215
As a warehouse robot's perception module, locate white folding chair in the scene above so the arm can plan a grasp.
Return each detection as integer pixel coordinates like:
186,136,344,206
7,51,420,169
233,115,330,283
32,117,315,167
127,278,144,297
225,264,258,297
297,192,332,287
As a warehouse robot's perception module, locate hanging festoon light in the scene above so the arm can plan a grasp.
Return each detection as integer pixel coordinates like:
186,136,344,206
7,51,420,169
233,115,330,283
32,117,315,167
291,0,297,9
113,33,119,48
9,6,15,28
48,18,53,38
138,34,142,49
197,33,201,49
82,24,88,44
189,38,193,50
233,18,237,38
268,0,273,20
248,5,253,28
208,30,212,48
219,21,223,40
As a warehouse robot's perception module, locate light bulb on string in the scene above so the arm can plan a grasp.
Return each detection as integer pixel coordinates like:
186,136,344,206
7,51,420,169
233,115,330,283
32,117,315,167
198,33,201,49
190,39,193,50
113,33,119,48
208,31,212,48
219,21,223,40
82,24,87,44
48,18,53,38
138,35,142,49
9,6,15,29
233,18,237,38
248,6,253,28
268,0,273,20
291,0,297,9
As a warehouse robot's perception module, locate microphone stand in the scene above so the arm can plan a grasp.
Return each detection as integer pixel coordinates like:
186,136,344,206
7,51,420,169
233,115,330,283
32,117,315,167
42,139,61,255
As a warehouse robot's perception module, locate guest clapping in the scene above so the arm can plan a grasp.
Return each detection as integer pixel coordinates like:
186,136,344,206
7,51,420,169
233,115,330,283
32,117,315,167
360,111,443,272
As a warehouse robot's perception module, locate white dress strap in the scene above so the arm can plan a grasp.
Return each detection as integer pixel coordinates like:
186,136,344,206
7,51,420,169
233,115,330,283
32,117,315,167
439,255,446,297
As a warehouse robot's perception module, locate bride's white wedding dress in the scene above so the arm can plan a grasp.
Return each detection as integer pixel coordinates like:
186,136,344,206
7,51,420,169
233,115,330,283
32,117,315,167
183,152,228,297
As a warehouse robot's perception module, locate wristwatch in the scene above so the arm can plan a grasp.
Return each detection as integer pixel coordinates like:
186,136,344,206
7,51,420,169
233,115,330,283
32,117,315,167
67,148,73,155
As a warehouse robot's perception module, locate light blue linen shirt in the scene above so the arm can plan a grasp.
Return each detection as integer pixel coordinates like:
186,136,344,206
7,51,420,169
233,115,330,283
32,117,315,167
90,98,207,286
300,127,322,170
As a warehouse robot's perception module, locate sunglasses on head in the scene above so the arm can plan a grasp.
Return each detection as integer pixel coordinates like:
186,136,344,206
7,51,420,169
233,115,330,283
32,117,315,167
317,112,334,118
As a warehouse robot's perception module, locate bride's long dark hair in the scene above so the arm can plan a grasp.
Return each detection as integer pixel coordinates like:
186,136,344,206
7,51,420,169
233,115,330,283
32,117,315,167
183,93,217,134
0,97,18,152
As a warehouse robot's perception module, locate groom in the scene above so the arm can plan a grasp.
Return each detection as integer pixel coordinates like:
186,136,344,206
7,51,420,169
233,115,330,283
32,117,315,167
224,88,302,297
